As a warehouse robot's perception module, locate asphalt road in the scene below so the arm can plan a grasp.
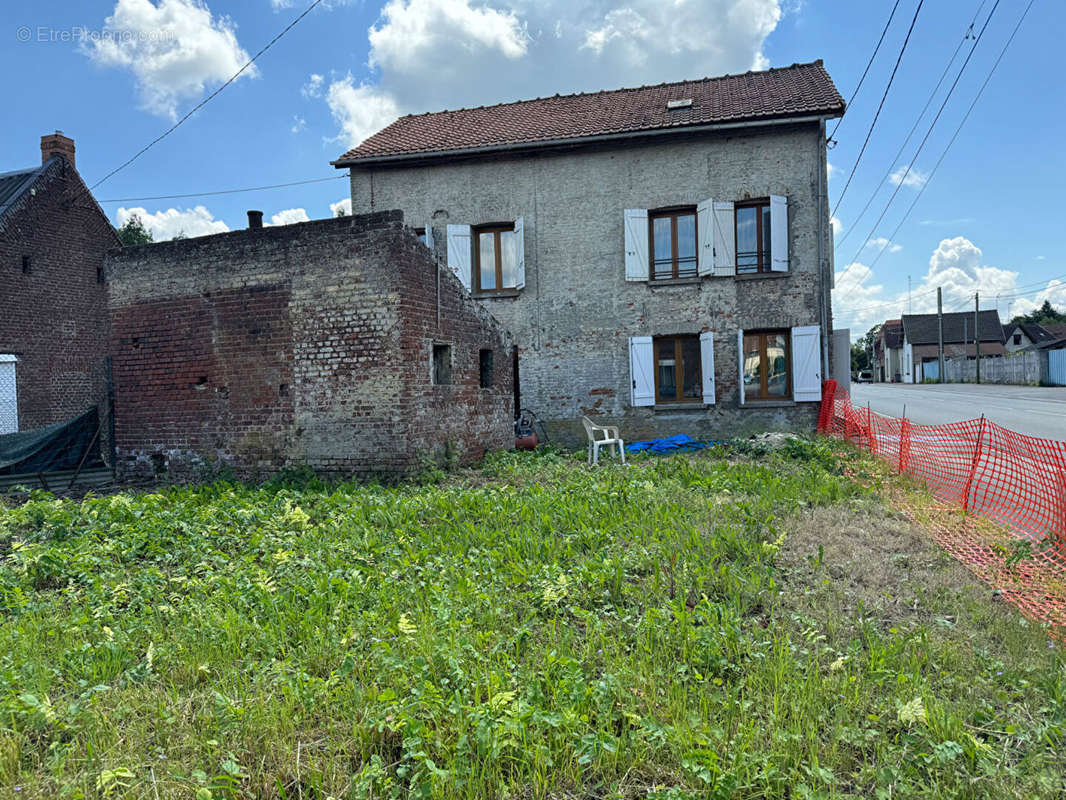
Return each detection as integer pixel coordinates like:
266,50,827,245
850,383,1066,441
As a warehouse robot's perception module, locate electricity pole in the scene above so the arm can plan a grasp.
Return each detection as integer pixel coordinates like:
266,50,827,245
937,287,944,383
975,292,981,384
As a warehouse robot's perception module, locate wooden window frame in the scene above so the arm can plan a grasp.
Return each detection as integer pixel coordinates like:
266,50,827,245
743,329,791,401
474,223,516,294
653,335,702,404
648,207,698,280
735,199,771,275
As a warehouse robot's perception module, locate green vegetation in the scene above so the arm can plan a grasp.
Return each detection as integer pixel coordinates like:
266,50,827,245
115,214,153,247
1010,300,1065,327
0,443,1063,799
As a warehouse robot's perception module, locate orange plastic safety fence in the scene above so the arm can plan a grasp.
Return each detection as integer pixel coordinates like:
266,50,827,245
818,380,1066,637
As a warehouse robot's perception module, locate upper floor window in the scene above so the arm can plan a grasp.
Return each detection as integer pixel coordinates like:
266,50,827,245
649,208,697,280
1013,333,1022,345
735,200,772,274
475,224,519,293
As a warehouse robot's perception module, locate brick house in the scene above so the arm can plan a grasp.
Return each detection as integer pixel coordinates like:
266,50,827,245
0,133,118,434
106,211,513,479
333,61,844,444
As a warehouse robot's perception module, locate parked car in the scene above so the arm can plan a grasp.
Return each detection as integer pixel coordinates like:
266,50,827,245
855,370,873,383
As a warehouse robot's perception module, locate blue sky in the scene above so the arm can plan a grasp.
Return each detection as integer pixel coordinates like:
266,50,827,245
4,0,1062,334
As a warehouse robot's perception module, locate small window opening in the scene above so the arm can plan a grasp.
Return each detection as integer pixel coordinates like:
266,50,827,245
432,344,452,385
22,255,31,274
479,348,494,388
97,265,105,284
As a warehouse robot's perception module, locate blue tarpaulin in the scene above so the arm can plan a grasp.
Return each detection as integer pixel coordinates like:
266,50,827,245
625,434,719,454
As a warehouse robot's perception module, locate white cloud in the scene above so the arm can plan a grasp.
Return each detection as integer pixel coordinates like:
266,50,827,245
865,236,902,254
330,197,352,216
321,0,783,141
302,73,325,98
86,0,255,119
830,215,842,237
889,164,929,190
116,205,230,239
269,208,311,225
826,161,836,180
1036,255,1046,261
326,76,403,147
291,115,306,133
833,235,1028,337
1007,280,1066,320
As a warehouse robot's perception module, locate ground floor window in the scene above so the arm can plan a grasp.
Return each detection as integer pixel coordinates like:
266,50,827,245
742,330,789,400
654,336,701,403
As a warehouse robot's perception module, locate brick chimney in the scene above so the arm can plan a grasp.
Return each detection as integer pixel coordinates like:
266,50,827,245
41,131,76,167
247,210,264,229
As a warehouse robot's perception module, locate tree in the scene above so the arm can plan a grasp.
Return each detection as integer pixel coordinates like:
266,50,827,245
850,323,881,374
1010,300,1066,327
116,214,153,246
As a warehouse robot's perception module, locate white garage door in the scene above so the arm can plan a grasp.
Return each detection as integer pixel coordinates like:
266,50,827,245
0,356,17,434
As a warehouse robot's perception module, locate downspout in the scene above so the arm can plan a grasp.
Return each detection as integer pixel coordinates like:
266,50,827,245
817,120,830,380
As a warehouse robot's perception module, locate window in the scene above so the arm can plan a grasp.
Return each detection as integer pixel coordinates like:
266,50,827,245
0,355,17,434
742,330,790,400
649,209,697,280
1013,333,1022,345
474,224,519,293
735,200,772,274
479,349,494,388
21,255,31,274
415,227,427,245
432,344,452,385
654,336,702,403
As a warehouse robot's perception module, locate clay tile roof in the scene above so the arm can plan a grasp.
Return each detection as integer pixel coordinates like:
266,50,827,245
333,60,844,165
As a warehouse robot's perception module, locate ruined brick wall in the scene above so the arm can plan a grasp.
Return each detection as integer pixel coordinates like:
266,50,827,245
347,123,832,445
0,158,115,432
107,211,512,480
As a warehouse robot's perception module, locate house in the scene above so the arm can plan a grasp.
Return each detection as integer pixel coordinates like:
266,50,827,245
873,319,904,382
0,133,118,434
900,311,1005,383
105,210,513,480
1002,322,1055,353
332,61,845,444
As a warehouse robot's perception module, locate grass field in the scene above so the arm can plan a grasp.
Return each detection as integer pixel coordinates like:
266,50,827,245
1,441,1064,799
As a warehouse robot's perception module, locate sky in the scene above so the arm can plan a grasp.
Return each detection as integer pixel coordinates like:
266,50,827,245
3,0,1063,336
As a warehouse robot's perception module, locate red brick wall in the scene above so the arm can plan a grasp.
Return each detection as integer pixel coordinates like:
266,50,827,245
110,286,295,478
0,158,115,431
107,212,512,480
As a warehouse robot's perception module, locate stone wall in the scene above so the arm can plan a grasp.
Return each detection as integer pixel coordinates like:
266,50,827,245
346,122,833,445
0,157,115,431
107,211,513,480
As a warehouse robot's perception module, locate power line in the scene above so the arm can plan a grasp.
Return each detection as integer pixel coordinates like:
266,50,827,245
843,0,1003,274
834,0,987,253
862,0,1036,276
828,0,902,142
88,0,325,192
831,0,925,217
98,175,346,204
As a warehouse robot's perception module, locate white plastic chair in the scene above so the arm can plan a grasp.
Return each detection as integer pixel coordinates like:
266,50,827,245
581,415,626,466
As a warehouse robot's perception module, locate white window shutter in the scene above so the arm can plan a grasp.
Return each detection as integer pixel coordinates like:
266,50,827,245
699,331,716,405
624,209,649,282
697,198,714,276
0,355,18,434
736,330,745,405
791,325,822,401
628,336,654,407
513,216,526,290
770,195,789,272
712,201,735,276
446,224,472,291
423,222,434,251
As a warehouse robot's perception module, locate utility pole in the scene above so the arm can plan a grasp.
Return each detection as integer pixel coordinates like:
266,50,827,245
975,292,981,384
908,275,912,314
937,287,945,383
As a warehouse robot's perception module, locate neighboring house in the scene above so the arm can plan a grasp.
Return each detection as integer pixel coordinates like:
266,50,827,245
0,133,118,434
333,61,845,443
900,311,1005,383
1002,322,1055,353
106,211,512,479
873,320,904,383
